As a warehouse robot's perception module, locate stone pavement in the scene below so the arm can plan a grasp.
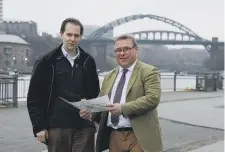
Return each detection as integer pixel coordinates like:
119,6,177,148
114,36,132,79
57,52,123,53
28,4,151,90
0,91,224,152
158,97,224,130
0,105,47,152
191,140,224,152
158,91,224,152
160,90,223,102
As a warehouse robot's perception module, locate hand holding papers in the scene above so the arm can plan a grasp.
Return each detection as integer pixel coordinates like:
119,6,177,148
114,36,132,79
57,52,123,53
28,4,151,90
79,109,92,120
59,95,111,112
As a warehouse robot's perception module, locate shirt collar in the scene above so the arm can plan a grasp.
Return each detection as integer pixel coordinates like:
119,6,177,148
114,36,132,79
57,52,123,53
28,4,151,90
61,46,80,60
119,59,137,73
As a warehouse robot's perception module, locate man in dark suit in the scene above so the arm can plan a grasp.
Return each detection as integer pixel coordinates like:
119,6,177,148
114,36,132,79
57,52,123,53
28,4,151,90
27,18,100,152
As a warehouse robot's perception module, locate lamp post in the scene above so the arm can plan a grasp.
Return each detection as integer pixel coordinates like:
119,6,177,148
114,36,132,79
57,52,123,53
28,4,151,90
24,57,28,72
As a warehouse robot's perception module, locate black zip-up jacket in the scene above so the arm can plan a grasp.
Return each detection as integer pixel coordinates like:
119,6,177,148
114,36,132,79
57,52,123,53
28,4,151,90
27,44,100,137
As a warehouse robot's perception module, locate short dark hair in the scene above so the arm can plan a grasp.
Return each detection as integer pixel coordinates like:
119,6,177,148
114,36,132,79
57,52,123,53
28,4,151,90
60,18,84,36
114,34,138,48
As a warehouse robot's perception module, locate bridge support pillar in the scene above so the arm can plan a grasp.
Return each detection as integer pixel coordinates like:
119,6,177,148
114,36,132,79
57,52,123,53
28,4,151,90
95,43,107,72
209,37,224,70
79,40,91,53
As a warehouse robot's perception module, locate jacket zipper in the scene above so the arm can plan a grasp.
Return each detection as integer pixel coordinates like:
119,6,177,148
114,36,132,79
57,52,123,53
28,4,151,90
71,67,73,80
83,57,91,99
46,65,54,120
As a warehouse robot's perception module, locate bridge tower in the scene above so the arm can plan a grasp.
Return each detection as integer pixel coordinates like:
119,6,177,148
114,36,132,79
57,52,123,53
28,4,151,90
79,40,109,72
209,37,224,70
94,43,108,71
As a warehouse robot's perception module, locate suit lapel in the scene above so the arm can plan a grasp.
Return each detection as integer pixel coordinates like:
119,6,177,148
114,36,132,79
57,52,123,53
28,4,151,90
126,61,141,96
105,67,119,95
101,68,119,132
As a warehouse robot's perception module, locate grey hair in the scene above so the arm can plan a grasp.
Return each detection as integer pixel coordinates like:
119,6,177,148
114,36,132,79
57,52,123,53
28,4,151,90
114,34,138,48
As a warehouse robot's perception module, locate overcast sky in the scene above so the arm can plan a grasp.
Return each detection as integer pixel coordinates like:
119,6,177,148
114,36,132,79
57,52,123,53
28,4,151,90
3,0,224,40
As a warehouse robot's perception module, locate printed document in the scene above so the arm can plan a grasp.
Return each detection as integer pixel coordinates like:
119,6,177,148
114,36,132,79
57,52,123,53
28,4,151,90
59,95,111,112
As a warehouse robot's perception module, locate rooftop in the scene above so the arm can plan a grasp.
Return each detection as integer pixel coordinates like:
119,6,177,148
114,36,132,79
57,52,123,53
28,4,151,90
2,20,36,24
0,34,29,45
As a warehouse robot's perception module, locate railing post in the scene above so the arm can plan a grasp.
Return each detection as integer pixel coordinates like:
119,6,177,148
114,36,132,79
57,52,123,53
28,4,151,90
204,73,207,92
0,79,1,102
213,73,217,91
222,76,224,90
13,75,18,108
196,72,199,90
216,72,223,90
174,71,177,91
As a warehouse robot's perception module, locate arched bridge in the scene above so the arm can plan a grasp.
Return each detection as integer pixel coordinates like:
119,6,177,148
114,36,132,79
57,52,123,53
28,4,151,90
87,14,202,39
86,14,224,52
127,30,202,41
82,14,224,71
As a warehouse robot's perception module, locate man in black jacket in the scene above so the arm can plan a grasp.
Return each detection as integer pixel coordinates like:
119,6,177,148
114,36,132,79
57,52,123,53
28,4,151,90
27,18,100,152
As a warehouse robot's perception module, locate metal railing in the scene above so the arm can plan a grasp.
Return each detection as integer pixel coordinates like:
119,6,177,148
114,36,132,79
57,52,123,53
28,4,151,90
0,72,223,108
159,72,196,91
0,75,18,107
17,77,30,100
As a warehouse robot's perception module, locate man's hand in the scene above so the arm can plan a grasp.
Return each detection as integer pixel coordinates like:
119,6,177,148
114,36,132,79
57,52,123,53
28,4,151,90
79,109,92,120
36,129,48,143
106,103,122,116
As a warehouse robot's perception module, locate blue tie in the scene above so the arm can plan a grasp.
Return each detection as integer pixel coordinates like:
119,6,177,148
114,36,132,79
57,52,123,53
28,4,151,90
111,69,128,126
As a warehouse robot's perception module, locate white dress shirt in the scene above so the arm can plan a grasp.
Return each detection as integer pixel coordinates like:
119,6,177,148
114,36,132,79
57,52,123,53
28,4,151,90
107,60,137,129
61,46,80,67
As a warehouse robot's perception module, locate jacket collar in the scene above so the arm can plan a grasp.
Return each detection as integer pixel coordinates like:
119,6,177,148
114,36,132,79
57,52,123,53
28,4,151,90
45,43,85,62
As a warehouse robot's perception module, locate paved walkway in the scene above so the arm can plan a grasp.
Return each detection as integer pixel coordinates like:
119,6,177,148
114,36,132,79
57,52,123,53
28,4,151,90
191,140,224,152
158,91,224,152
158,97,224,130
0,91,224,152
160,90,223,102
0,105,47,152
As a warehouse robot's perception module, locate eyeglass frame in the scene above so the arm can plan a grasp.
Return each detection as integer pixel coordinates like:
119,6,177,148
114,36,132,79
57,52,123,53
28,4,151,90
114,45,136,55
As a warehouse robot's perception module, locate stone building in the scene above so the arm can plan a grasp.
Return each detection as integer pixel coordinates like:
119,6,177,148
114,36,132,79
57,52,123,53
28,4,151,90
0,20,38,38
0,33,32,72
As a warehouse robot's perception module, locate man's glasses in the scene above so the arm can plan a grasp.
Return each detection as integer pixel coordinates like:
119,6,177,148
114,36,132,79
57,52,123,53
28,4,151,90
114,45,135,55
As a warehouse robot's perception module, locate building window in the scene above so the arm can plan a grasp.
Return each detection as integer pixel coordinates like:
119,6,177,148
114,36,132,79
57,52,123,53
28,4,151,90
0,52,3,60
4,60,10,66
13,57,17,65
3,47,12,67
26,49,30,57
21,57,24,64
4,46,12,56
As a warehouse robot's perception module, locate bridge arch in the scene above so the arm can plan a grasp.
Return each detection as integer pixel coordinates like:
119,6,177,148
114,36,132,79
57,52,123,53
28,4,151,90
87,14,202,39
126,30,199,41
